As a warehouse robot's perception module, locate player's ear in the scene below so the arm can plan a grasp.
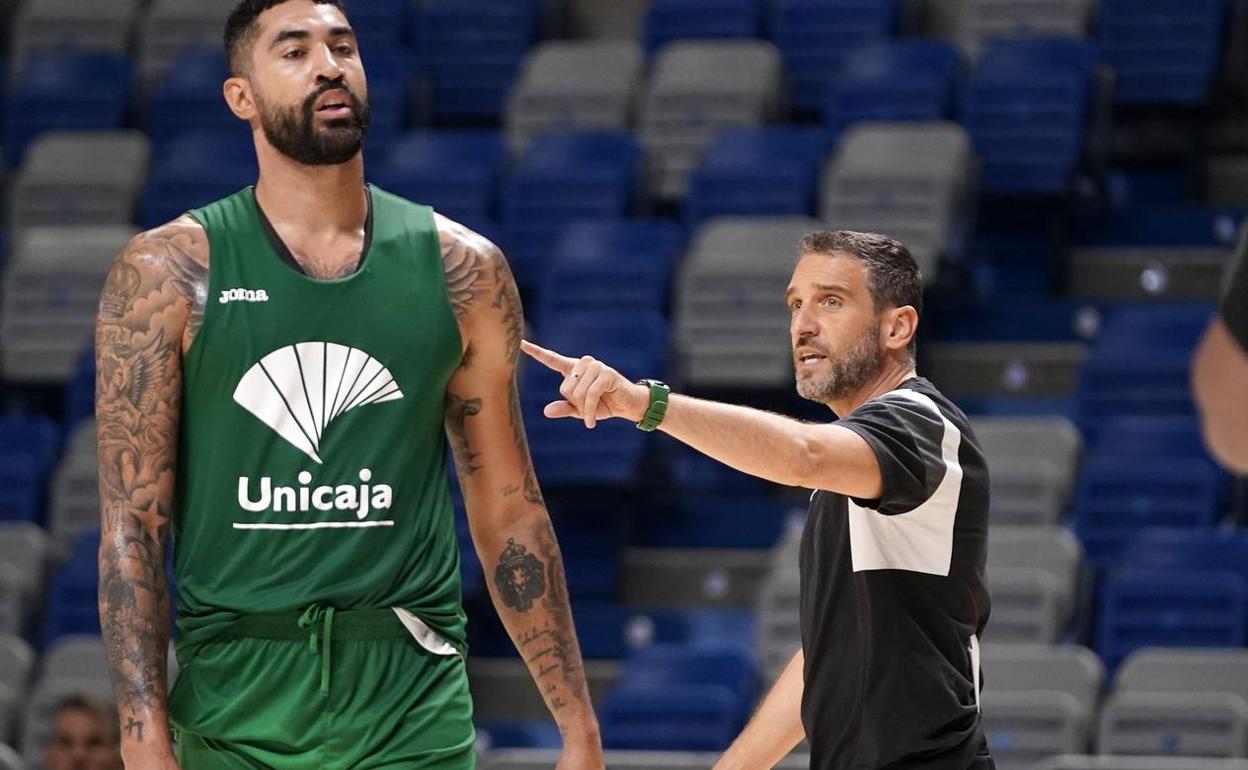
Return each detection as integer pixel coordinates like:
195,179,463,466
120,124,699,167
883,305,918,354
224,75,257,121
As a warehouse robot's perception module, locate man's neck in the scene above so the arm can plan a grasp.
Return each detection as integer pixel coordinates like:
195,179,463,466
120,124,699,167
827,356,918,418
253,141,368,236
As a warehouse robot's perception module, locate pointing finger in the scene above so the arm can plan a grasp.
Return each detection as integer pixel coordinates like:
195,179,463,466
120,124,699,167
521,339,576,374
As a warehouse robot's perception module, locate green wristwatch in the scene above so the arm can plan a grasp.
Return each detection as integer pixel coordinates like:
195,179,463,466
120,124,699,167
635,379,671,432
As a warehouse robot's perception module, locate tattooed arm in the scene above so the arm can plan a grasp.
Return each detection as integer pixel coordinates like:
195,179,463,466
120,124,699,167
438,216,603,766
96,217,207,769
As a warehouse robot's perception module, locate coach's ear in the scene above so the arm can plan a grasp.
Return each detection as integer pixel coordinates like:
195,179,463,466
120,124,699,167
223,76,258,121
882,305,919,355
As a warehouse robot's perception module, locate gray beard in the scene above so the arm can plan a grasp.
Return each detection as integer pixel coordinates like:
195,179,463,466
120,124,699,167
796,329,884,404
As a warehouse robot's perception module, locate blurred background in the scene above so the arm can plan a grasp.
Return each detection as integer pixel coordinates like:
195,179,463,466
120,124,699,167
0,0,1246,769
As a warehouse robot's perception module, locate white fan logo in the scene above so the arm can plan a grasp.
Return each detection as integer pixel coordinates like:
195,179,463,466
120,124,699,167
233,342,404,464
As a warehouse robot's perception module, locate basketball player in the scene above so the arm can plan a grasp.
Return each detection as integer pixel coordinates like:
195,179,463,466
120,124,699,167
95,1,603,768
1193,225,1248,473
524,231,995,770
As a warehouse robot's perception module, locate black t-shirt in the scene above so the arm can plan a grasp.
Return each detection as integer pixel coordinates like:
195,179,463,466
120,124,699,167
799,377,991,770
1221,225,1248,354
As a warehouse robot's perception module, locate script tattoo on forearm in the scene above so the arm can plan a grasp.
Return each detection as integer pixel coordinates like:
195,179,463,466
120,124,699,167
513,519,589,715
96,218,206,740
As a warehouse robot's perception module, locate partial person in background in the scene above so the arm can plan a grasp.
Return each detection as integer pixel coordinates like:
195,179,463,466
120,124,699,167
44,695,123,770
523,231,994,770
1193,226,1248,473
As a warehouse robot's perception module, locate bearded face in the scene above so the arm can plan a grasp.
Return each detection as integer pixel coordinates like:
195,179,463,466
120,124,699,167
254,78,371,166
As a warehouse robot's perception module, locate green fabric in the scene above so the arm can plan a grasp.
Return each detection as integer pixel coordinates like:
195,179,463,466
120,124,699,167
169,623,475,770
174,185,467,663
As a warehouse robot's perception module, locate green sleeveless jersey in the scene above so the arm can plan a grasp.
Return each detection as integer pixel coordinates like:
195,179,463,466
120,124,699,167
174,186,466,655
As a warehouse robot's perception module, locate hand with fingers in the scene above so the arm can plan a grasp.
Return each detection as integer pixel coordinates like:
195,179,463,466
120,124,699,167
520,340,650,429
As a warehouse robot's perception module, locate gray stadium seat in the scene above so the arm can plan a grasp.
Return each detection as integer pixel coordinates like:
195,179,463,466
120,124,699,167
986,527,1082,643
11,131,150,233
640,41,785,200
957,0,1095,54
0,742,25,770
0,226,136,383
820,122,976,284
0,523,49,632
40,635,110,686
48,421,99,550
1070,246,1230,301
674,217,821,388
140,0,234,88
924,342,1089,399
0,635,34,701
981,644,1104,769
971,417,1082,513
505,41,644,154
469,658,619,722
1035,757,1248,770
11,0,140,68
1100,649,1248,758
482,750,810,770
623,548,771,609
756,566,801,683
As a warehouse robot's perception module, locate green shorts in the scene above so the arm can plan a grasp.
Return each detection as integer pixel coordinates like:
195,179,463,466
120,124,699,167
169,607,475,770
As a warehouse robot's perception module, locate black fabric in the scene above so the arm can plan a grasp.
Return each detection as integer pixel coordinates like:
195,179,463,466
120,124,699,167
254,186,374,278
799,377,992,770
1221,226,1248,354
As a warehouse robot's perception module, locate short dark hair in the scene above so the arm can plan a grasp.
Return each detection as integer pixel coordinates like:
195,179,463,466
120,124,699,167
797,230,923,352
53,694,117,730
225,0,347,76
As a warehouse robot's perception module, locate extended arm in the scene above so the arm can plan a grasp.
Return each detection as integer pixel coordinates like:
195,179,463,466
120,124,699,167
439,220,602,762
1193,318,1248,474
714,649,807,770
520,341,883,499
96,218,206,766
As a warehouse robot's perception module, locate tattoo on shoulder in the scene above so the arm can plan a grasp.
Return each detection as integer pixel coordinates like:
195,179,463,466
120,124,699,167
438,217,495,322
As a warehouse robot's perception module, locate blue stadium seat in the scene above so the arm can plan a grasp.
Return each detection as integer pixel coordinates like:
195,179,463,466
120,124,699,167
640,493,798,549
46,529,102,641
1075,206,1244,248
1071,458,1222,568
1097,570,1247,671
140,131,257,228
643,0,762,55
1099,0,1229,105
359,46,408,155
5,53,133,165
475,721,563,750
767,0,898,114
372,131,504,231
625,642,758,703
411,0,539,121
146,48,236,152
602,683,743,750
601,642,758,749
1122,529,1248,586
572,605,755,659
925,298,1094,342
1076,350,1195,430
64,347,96,431
345,0,408,50
1095,303,1216,354
536,219,685,328
684,127,827,226
963,38,1097,195
0,415,60,523
502,132,641,288
1085,415,1214,463
824,40,961,134
521,311,666,486
558,531,621,601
